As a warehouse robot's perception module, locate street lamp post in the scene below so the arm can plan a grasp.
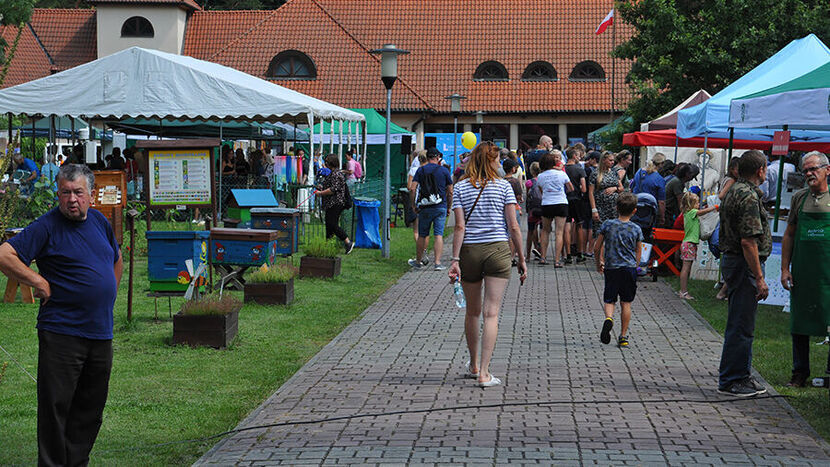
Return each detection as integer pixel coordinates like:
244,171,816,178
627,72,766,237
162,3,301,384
475,111,485,143
370,44,409,259
444,93,466,171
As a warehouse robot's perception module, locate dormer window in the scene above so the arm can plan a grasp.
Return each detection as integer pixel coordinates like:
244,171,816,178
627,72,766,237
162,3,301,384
569,61,606,81
473,61,509,81
121,16,154,38
522,61,557,81
267,50,317,79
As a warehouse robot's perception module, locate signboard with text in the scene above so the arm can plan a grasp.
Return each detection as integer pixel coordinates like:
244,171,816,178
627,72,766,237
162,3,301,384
771,130,791,156
148,148,212,206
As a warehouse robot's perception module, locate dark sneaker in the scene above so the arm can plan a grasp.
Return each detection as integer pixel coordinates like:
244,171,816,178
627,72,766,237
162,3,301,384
421,256,430,266
433,264,447,271
717,381,761,398
576,255,587,263
617,335,629,348
407,258,423,269
531,248,542,260
746,376,767,394
345,241,355,255
600,318,614,344
564,256,574,265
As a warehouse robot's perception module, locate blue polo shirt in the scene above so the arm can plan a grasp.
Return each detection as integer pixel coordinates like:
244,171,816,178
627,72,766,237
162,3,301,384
631,169,667,201
8,208,120,340
17,158,40,178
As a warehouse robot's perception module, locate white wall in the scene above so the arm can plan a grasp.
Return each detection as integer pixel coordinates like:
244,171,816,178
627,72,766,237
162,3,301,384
96,5,187,58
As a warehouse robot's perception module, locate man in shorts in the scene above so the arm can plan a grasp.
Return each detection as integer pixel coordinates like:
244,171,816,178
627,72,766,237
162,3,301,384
565,147,588,263
409,148,453,271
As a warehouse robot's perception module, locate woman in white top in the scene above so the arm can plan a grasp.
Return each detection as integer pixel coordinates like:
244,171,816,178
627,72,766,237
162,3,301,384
536,151,574,267
449,142,527,388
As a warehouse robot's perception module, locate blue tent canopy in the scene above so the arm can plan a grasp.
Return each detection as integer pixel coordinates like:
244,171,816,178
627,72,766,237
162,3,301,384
677,34,830,138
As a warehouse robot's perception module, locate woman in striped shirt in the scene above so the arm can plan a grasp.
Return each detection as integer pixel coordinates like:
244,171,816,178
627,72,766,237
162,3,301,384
448,142,527,388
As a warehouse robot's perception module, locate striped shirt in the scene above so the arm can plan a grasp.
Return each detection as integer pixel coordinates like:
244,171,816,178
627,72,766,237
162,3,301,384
452,178,516,244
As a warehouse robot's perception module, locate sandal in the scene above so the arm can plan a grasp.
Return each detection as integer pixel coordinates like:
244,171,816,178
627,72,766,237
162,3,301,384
478,374,502,388
679,291,695,300
538,258,548,266
554,261,564,268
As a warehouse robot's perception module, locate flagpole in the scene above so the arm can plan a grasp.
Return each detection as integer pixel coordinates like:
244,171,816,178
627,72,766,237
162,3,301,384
610,7,616,123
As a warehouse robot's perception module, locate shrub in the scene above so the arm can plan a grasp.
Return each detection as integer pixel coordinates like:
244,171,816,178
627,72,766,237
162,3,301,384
302,236,341,258
246,263,298,283
180,293,242,316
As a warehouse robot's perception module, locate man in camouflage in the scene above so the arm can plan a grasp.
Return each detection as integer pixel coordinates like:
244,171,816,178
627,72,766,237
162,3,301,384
717,150,772,397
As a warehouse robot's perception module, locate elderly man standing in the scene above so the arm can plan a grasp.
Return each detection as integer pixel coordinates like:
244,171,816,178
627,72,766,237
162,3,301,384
0,164,122,466
781,151,830,387
717,150,771,397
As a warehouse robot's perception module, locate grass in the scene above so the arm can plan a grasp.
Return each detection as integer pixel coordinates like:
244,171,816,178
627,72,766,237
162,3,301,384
0,227,414,465
665,276,830,440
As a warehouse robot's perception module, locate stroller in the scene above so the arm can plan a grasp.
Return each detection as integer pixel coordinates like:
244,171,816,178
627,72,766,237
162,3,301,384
630,192,659,281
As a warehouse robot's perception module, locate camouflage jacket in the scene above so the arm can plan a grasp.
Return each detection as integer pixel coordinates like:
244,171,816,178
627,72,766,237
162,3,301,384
719,179,772,259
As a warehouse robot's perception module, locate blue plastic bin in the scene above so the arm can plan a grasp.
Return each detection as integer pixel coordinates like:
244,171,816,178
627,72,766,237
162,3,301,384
354,198,381,249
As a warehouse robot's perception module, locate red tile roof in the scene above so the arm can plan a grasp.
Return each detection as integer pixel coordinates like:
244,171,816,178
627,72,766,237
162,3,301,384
87,0,202,11
0,24,53,89
183,10,274,61
30,9,97,72
183,0,633,113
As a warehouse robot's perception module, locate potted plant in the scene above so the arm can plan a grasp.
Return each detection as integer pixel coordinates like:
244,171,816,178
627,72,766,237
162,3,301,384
299,237,342,278
173,293,242,349
244,263,298,305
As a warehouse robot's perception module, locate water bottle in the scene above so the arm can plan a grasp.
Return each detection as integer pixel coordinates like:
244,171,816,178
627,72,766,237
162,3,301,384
453,280,466,308
812,377,829,388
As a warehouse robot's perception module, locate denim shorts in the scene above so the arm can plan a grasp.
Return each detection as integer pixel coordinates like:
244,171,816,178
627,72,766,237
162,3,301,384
418,206,447,237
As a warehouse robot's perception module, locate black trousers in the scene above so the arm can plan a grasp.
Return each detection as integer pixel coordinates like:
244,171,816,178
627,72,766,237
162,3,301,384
792,333,830,378
38,330,113,467
324,206,348,242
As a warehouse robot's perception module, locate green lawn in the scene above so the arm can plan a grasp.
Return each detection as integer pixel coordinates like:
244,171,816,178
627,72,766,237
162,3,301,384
0,227,416,465
665,276,830,441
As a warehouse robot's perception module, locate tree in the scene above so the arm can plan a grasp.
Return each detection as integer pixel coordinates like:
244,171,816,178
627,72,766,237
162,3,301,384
614,0,830,126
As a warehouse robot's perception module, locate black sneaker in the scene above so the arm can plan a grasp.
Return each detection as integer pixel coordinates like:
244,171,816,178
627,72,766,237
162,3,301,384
746,376,767,394
564,256,574,265
717,380,761,398
617,335,629,348
345,241,355,254
600,318,614,344
576,255,587,263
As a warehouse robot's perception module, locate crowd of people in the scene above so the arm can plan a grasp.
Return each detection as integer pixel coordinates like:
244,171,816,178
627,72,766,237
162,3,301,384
405,134,829,398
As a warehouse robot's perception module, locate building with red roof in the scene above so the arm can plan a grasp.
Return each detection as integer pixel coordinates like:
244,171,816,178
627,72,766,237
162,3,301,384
6,0,632,150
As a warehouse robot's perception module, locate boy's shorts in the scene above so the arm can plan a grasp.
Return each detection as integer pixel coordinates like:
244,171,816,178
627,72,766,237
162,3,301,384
603,267,637,303
681,241,697,261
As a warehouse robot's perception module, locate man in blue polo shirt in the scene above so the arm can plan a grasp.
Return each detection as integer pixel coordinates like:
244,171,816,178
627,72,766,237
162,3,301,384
13,152,41,195
0,164,122,466
409,147,453,271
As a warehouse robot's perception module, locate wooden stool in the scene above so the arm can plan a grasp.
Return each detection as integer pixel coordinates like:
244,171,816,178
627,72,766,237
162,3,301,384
3,278,35,304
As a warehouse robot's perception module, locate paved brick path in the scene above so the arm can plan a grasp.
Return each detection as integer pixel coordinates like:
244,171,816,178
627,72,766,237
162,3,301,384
197,248,830,465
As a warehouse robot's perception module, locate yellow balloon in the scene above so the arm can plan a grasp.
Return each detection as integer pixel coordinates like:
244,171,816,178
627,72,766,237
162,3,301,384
461,132,477,150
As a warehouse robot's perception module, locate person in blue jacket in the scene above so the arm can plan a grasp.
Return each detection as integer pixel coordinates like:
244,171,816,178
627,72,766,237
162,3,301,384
13,152,40,195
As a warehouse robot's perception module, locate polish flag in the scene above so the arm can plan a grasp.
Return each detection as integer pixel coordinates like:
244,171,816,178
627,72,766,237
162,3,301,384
595,8,614,35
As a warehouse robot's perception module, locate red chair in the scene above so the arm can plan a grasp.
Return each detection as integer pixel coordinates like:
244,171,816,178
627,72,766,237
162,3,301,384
651,228,684,277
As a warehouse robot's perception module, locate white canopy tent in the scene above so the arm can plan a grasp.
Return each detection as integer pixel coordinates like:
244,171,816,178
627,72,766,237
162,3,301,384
0,46,365,209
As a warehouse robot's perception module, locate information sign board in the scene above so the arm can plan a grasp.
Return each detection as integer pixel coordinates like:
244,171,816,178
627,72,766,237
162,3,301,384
148,148,212,206
772,130,791,156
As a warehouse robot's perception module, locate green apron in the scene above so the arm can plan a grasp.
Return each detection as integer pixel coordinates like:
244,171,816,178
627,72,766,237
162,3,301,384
790,194,830,335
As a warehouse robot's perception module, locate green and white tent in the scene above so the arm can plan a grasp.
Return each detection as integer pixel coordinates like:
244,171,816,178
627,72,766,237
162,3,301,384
729,61,830,130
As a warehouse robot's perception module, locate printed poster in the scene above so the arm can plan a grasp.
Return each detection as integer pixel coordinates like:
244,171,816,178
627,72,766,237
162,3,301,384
148,149,212,205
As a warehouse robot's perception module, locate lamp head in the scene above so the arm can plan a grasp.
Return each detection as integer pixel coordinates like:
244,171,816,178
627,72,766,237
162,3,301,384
444,93,466,114
370,44,409,89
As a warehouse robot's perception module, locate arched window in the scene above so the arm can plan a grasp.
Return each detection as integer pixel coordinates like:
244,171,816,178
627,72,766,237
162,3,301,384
121,16,154,38
569,61,606,81
522,61,557,81
473,61,509,81
266,50,317,79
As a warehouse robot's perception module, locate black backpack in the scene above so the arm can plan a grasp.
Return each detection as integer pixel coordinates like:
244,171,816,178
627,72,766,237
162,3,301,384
417,169,443,207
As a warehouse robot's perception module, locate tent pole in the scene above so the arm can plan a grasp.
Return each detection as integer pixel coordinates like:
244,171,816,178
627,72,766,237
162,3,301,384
701,132,708,205
727,127,734,162
7,113,11,154
673,133,679,163
363,121,368,178
329,119,334,155
292,120,297,155
338,119,343,168
308,113,315,187
218,121,223,224
773,125,788,232
49,115,56,164
32,118,36,161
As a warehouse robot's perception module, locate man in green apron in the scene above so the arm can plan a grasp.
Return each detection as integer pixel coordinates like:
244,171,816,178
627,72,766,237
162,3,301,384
781,151,830,387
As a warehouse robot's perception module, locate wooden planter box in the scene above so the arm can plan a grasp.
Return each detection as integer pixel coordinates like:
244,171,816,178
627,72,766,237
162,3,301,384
300,256,341,278
244,279,294,305
173,311,238,349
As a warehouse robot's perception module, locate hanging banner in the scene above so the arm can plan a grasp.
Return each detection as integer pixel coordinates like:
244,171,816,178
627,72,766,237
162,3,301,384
771,130,791,156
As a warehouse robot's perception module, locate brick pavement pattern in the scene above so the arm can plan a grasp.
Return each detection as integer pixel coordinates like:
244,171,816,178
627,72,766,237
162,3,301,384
196,252,830,466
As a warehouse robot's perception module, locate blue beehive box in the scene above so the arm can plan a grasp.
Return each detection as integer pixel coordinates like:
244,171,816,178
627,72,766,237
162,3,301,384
226,189,279,228
210,228,279,267
249,208,299,255
146,231,210,291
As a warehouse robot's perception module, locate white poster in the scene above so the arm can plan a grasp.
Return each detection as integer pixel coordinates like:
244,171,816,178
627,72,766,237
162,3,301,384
148,149,212,205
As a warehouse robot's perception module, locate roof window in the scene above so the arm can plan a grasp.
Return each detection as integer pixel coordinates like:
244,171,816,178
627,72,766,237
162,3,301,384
267,50,317,80
121,16,154,38
473,61,509,81
569,61,606,81
522,61,557,81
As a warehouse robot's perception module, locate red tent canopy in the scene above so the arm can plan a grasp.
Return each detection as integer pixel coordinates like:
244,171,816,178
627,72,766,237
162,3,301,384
623,129,830,152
